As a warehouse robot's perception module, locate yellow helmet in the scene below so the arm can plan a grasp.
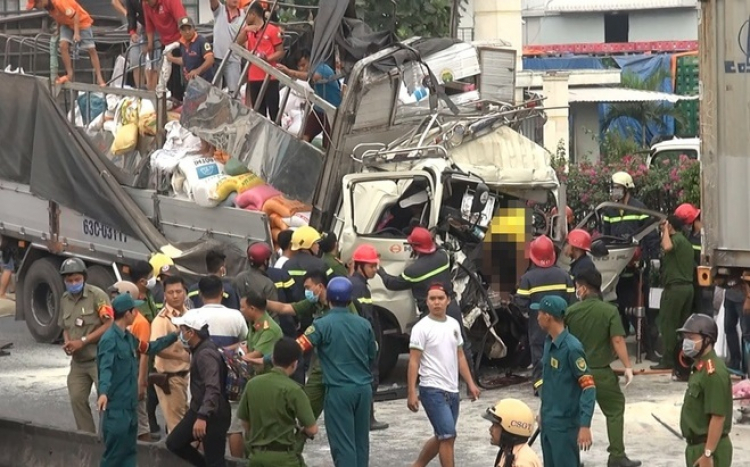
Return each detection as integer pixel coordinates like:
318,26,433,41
149,253,174,277
291,226,322,251
611,171,635,189
482,398,535,438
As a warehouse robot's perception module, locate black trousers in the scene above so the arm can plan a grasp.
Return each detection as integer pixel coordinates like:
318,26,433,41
166,405,231,467
248,79,280,121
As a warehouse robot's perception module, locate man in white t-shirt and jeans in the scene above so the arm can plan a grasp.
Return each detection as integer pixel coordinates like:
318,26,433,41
210,0,244,94
408,282,481,467
190,275,248,458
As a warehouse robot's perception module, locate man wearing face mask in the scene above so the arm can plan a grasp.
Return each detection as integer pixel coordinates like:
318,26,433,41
677,314,733,467
189,249,240,310
651,216,695,373
350,244,389,431
564,269,640,467
58,257,114,434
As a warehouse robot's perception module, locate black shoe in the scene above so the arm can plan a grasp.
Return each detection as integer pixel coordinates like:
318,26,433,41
650,362,673,370
608,456,642,467
370,418,389,431
644,352,660,363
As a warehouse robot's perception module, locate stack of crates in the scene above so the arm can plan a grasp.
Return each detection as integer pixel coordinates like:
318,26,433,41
674,54,699,137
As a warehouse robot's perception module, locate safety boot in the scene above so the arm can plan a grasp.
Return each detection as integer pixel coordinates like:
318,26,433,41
607,456,642,467
370,403,389,431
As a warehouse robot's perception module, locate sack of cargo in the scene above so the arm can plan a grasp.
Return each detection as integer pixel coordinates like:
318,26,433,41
269,213,289,231
224,158,250,176
282,211,311,228
262,195,311,219
192,175,229,207
164,120,202,152
214,149,231,164
214,173,264,201
235,184,281,210
173,156,225,197
111,123,139,155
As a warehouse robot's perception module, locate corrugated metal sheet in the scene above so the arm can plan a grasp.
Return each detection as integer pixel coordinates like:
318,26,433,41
567,87,698,103
546,0,697,13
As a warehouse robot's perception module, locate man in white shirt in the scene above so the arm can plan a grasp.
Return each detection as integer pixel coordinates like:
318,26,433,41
190,275,248,458
210,0,244,94
273,229,294,269
408,282,481,467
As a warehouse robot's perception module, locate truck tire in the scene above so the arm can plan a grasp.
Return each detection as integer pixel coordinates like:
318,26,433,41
23,256,64,343
376,308,401,381
86,265,116,292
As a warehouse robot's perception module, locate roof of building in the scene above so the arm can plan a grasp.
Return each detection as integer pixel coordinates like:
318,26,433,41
567,87,698,103
546,0,698,13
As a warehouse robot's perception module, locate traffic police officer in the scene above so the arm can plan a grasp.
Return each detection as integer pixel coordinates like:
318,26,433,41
678,314,733,467
564,269,640,467
296,277,378,467
602,171,659,337
237,338,318,467
58,257,113,434
565,229,597,281
535,295,596,467
515,235,575,393
350,243,389,431
97,293,179,466
482,398,541,467
652,216,695,372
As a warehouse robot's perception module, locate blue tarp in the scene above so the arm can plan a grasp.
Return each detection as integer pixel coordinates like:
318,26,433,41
605,55,675,144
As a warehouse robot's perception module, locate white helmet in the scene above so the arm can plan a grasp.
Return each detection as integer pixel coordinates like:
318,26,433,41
611,171,634,189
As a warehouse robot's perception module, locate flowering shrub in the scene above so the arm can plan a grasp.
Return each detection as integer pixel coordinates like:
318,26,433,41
553,154,700,221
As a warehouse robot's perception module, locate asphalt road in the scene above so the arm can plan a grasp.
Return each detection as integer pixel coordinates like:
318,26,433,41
1,314,749,466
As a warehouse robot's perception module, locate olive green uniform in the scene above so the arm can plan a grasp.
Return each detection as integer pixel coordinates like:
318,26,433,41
247,312,283,375
658,232,695,367
237,368,316,467
58,284,111,433
565,297,629,462
680,349,733,466
323,253,349,278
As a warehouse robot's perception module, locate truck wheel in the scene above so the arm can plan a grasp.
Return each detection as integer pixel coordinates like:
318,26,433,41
376,308,401,381
23,256,64,343
86,265,116,292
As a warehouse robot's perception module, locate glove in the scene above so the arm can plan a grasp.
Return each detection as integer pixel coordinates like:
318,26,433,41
623,368,634,388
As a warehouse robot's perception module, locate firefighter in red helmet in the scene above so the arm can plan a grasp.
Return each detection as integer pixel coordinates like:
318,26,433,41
514,235,575,395
565,229,598,281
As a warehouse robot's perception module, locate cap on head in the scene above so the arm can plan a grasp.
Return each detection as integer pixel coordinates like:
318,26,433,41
482,398,535,438
674,203,700,225
172,309,209,331
158,264,179,278
110,281,140,297
178,16,195,28
407,227,436,254
529,235,556,268
60,257,86,275
112,293,144,315
531,295,568,318
291,226,322,251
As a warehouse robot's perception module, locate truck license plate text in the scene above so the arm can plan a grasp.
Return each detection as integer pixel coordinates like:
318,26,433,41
82,219,128,243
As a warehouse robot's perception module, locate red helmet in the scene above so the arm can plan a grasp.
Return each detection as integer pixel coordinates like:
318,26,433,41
529,235,556,268
551,206,574,225
674,203,700,225
352,244,380,264
407,227,436,254
567,229,592,252
247,242,272,265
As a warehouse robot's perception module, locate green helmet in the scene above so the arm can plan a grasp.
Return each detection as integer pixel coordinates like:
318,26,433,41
60,257,86,276
677,313,718,343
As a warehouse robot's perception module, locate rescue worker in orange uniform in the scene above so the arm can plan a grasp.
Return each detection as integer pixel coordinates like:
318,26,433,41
515,235,575,394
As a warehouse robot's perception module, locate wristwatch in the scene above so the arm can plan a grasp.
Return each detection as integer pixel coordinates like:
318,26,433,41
704,449,713,458
81,336,88,344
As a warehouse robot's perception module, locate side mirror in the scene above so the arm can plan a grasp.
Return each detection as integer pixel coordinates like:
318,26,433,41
590,239,609,258
471,183,490,215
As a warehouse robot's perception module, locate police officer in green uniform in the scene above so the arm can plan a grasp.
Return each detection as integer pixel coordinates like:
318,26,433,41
130,260,160,322
237,338,318,467
296,277,378,467
239,292,283,374
652,216,695,371
96,293,179,467
319,232,349,278
678,314,733,467
535,295,596,467
564,269,640,467
58,257,113,434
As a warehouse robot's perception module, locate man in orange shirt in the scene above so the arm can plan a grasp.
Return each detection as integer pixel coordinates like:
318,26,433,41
33,0,106,85
237,1,284,120
109,281,155,442
149,274,191,433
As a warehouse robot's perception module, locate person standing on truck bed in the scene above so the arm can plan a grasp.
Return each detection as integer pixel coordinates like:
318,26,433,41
58,257,114,434
602,171,659,340
142,0,187,99
350,244,389,431
678,314,733,467
32,0,107,86
514,235,574,396
189,249,240,310
209,0,244,95
112,0,155,89
97,293,179,467
651,216,695,374
167,17,215,89
236,0,285,120
563,269,640,467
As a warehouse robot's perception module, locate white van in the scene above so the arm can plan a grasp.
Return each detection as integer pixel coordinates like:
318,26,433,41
648,137,701,167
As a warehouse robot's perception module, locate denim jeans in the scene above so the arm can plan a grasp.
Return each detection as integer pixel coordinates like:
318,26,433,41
724,298,750,371
418,385,460,440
